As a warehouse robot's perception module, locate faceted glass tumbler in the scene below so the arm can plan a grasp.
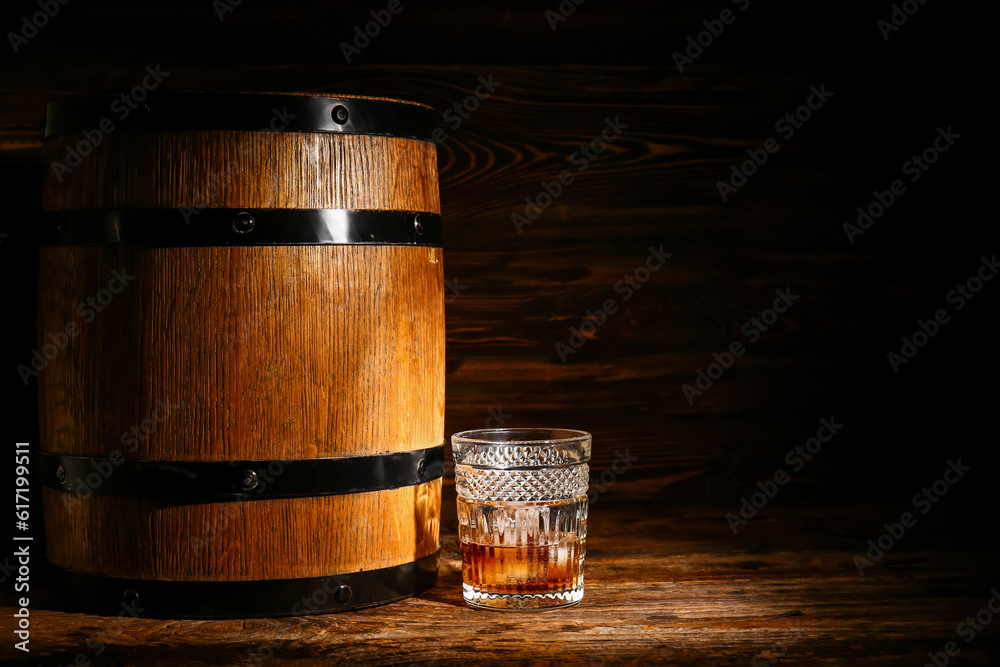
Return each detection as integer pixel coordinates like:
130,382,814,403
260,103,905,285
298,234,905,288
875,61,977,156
452,428,590,610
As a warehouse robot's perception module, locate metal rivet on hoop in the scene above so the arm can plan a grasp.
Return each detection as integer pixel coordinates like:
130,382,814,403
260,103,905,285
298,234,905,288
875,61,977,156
233,211,255,234
240,470,259,491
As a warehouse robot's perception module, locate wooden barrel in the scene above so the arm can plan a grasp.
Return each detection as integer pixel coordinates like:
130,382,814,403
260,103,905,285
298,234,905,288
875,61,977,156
37,92,444,617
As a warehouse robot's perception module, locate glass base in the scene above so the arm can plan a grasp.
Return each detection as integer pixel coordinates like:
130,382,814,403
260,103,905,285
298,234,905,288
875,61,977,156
462,582,584,610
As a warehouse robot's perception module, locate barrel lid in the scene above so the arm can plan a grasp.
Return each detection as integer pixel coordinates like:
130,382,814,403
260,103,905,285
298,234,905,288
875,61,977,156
43,92,437,142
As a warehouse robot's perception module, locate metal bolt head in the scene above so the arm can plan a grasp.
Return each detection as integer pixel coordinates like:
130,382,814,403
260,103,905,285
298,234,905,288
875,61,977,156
332,105,349,124
240,470,259,491
122,589,140,606
56,465,67,484
416,458,426,479
413,214,425,236
334,585,352,605
233,211,255,234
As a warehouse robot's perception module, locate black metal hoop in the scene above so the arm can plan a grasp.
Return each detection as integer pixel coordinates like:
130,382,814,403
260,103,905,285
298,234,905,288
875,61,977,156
43,92,437,142
46,551,439,618
40,444,444,502
40,209,443,247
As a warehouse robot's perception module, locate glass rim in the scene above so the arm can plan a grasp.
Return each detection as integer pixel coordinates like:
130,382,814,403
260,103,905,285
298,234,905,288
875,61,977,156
451,427,591,447
451,428,591,469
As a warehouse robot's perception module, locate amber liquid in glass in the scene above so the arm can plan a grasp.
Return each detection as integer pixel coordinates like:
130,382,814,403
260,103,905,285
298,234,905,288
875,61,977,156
461,534,585,596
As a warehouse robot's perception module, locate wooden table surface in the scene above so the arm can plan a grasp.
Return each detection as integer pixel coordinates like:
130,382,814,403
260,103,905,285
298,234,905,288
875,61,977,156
3,483,997,666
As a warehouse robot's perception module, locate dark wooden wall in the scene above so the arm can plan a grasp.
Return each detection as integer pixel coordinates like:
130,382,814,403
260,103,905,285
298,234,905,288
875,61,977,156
1,0,991,569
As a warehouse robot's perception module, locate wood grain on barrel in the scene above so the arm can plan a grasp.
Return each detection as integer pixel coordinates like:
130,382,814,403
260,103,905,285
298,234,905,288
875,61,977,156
42,131,440,213
37,245,444,460
42,480,440,580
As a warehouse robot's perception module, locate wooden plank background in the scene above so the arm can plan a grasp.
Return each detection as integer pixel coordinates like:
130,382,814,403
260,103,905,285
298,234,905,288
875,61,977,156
0,0,993,664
